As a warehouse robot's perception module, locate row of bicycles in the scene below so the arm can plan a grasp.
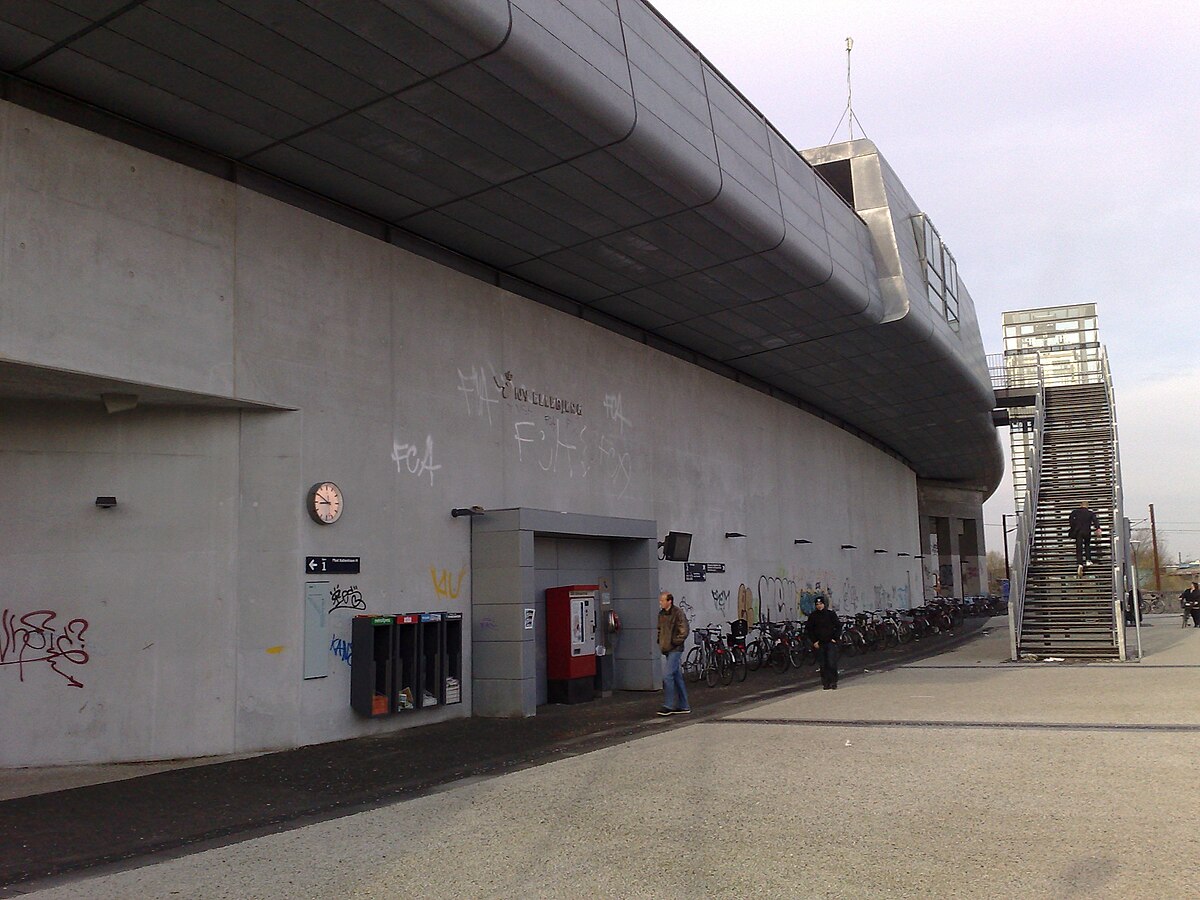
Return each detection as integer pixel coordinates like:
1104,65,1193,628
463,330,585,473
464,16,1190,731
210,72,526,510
680,595,1005,688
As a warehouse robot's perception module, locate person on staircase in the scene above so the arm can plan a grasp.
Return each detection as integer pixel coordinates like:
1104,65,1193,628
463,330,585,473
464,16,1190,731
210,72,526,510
1068,500,1101,577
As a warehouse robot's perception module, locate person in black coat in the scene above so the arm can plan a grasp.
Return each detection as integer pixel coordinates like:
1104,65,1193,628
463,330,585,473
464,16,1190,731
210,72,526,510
1181,582,1200,628
1067,501,1101,576
806,596,843,690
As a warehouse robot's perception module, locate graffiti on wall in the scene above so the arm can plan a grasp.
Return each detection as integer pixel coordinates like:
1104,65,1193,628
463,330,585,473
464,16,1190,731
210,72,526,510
329,636,352,667
431,566,468,600
458,365,504,426
329,585,365,613
669,565,916,629
391,435,442,486
458,361,637,499
1,608,90,688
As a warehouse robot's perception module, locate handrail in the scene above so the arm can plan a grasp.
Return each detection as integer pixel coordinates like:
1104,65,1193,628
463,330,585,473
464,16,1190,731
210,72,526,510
1101,349,1130,660
1008,357,1045,660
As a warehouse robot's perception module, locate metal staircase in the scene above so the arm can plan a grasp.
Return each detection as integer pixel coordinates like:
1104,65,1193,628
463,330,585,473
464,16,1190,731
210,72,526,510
1019,383,1121,658
992,305,1130,661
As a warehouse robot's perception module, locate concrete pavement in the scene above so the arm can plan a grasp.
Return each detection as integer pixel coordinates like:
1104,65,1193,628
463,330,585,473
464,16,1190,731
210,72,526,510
9,616,1200,898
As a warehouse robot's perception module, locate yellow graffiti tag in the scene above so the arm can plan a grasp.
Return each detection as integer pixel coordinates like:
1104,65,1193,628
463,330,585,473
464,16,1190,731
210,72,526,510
265,645,284,655
431,566,468,600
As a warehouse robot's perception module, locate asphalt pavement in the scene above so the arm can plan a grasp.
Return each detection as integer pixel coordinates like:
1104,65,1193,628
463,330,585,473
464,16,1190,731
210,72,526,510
0,618,990,895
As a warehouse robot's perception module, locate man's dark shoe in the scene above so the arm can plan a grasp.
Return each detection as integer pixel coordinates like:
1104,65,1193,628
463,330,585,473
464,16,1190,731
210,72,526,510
656,707,673,717
670,708,691,715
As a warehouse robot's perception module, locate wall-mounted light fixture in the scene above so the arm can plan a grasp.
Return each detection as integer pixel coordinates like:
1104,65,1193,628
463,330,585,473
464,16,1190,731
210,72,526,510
101,393,138,414
794,539,812,545
95,496,118,509
725,532,746,539
874,549,888,554
450,505,486,518
896,552,911,557
840,544,857,550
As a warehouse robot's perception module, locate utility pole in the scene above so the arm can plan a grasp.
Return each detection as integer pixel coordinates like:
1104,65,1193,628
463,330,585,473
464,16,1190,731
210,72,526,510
1001,513,1011,582
1149,503,1162,591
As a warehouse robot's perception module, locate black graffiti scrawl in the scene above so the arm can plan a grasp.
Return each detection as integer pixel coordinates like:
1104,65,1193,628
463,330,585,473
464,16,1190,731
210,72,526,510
1,608,90,688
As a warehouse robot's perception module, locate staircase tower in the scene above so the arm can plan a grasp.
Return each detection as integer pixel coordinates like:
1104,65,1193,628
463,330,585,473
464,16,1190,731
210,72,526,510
992,305,1130,660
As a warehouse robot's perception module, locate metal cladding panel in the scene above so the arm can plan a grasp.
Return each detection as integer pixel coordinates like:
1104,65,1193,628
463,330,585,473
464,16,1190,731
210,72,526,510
588,295,675,330
532,161,661,227
654,321,744,361
179,5,432,101
405,209,535,270
478,5,635,147
500,175,622,239
770,130,833,282
499,257,611,302
621,3,717,166
516,0,627,62
285,122,481,204
0,0,1004,489
704,72,784,233
244,143,427,222
0,21,54,66
430,64,612,161
25,49,278,157
385,82,560,174
0,4,101,58
346,97,533,187
111,7,347,123
615,284,719,323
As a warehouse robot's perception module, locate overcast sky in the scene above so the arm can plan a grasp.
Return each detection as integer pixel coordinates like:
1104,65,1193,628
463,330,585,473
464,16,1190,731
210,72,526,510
651,0,1200,562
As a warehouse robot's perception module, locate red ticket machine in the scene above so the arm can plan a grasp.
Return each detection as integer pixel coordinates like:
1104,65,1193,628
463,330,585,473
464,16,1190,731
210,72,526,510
546,584,597,704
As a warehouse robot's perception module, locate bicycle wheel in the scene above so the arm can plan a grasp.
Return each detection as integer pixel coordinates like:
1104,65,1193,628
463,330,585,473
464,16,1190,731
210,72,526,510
838,630,857,657
705,651,720,687
732,646,748,683
682,647,703,683
788,639,806,669
718,650,735,686
769,641,791,673
746,639,764,672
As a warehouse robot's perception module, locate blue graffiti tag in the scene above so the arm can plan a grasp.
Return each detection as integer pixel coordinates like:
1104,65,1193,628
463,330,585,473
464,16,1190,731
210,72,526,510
329,636,352,666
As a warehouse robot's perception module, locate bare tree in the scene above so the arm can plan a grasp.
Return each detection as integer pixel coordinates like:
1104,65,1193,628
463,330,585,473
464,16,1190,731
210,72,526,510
1130,525,1186,592
986,550,1007,594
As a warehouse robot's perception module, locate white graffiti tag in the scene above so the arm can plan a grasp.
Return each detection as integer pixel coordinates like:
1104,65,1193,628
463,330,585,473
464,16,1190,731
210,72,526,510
392,435,442,486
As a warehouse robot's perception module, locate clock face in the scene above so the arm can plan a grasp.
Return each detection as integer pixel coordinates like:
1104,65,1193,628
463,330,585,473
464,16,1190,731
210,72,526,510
307,482,343,524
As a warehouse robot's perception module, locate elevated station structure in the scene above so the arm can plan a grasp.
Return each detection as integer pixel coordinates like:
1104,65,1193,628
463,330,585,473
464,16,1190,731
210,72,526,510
0,0,1003,765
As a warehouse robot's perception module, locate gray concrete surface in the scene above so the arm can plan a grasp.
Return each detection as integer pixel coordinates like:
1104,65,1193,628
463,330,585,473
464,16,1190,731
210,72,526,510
19,617,1200,899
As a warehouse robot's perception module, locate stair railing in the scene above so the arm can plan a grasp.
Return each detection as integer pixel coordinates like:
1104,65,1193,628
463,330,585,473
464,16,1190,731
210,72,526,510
1101,349,1130,660
1008,357,1046,660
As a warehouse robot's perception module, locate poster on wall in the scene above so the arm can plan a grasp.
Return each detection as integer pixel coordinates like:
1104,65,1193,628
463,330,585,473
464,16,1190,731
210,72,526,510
303,581,330,679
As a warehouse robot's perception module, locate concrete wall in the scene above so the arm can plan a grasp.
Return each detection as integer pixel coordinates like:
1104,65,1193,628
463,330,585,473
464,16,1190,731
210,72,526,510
2,100,932,766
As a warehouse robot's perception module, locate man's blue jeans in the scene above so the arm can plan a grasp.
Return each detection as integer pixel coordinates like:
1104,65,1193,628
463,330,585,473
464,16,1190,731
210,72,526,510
663,649,689,711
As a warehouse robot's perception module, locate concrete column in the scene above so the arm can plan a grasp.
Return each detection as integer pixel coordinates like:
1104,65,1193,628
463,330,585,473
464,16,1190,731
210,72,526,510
470,520,537,717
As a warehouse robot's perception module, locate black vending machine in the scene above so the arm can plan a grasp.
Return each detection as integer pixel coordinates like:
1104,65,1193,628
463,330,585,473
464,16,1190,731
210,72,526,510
350,615,394,717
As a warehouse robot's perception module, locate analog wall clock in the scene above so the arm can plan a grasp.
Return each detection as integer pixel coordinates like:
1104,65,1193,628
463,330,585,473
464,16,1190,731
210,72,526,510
306,481,343,524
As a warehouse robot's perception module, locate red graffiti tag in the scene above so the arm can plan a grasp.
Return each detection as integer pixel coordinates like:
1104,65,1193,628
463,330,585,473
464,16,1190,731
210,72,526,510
0,609,90,688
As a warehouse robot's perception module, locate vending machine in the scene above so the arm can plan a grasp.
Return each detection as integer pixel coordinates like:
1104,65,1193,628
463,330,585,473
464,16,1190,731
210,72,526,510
546,584,597,704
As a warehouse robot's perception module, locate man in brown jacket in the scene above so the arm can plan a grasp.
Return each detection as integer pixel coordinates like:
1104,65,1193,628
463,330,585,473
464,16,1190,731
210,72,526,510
657,591,690,716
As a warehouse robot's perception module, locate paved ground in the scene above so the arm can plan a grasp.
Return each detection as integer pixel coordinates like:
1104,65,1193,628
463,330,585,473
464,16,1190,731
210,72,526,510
6,615,1200,899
